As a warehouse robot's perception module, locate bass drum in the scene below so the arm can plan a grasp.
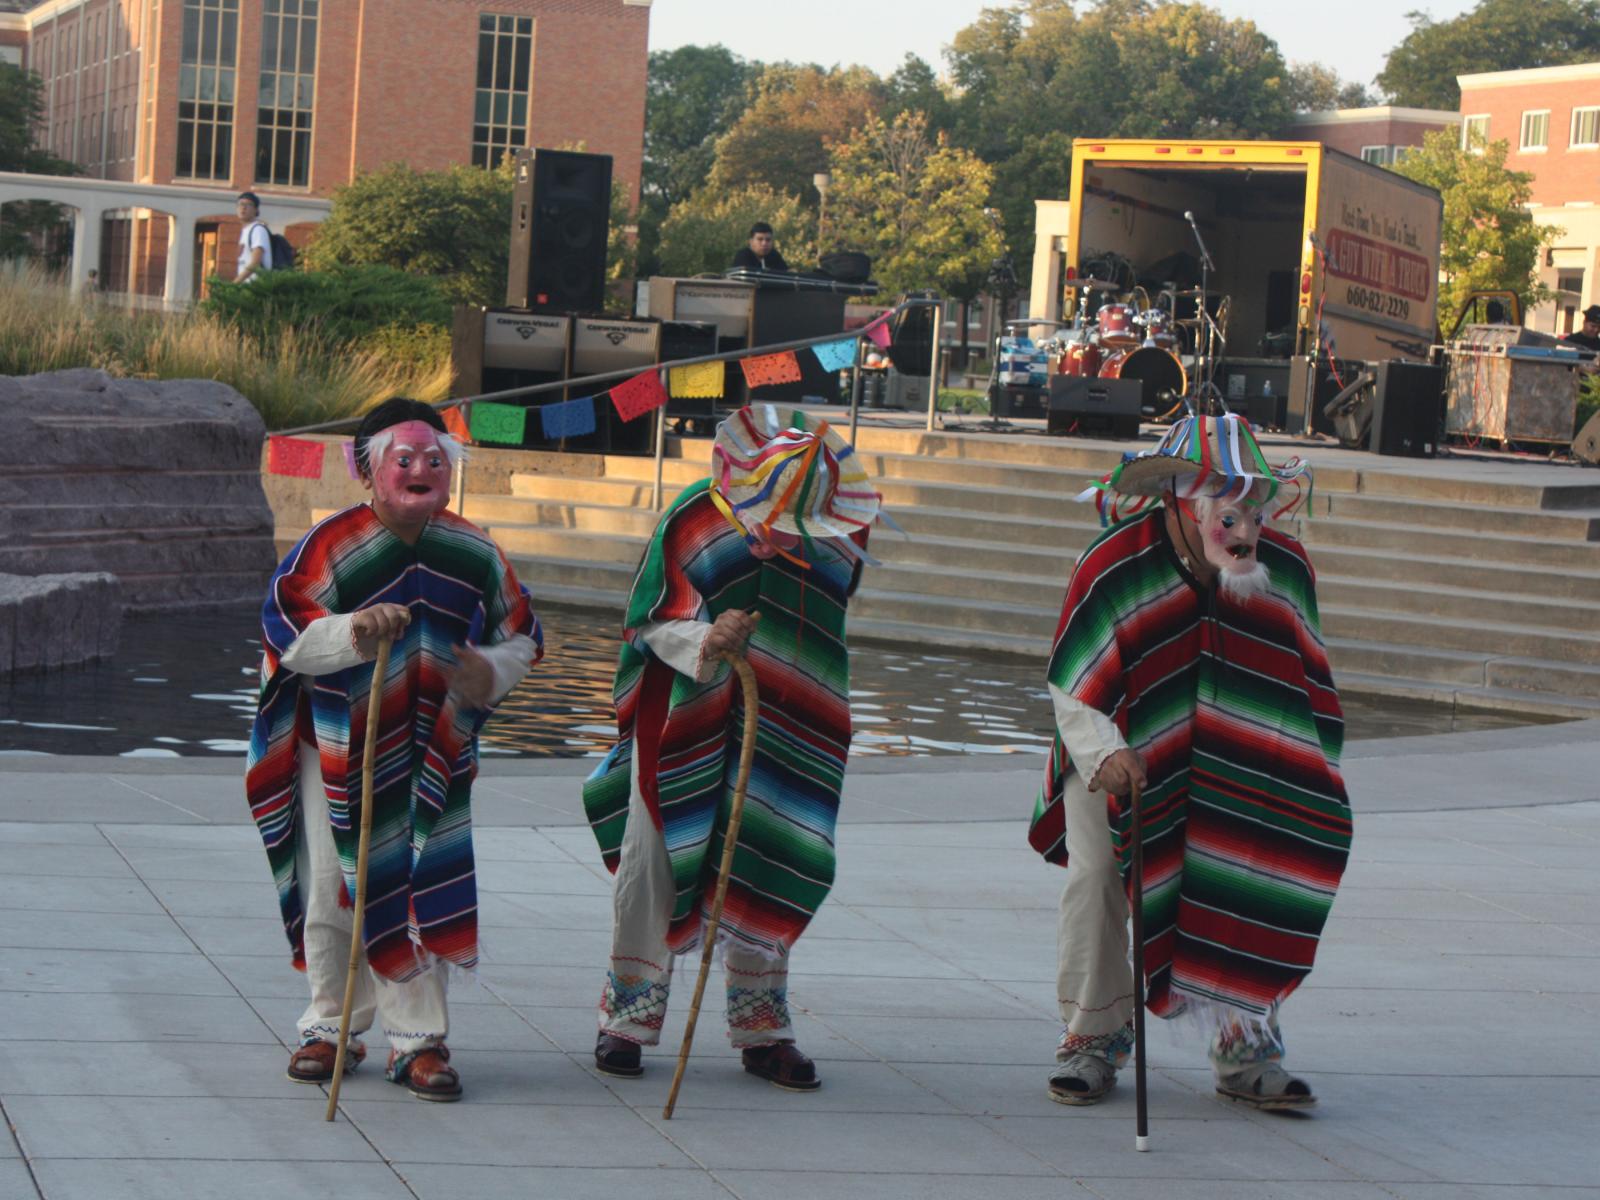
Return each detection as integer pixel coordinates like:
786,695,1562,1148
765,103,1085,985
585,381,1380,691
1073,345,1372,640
1099,345,1187,415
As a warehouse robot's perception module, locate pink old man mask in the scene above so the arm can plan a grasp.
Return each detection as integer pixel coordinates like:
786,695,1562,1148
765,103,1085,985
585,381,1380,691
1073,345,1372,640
1194,494,1270,600
364,420,456,524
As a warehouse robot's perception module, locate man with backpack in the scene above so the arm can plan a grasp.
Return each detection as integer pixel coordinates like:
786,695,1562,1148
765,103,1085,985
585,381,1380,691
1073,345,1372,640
236,191,294,282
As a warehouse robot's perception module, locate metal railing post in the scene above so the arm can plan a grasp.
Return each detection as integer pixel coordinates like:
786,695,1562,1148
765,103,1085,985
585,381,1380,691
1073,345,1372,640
652,367,668,512
925,301,943,432
848,337,865,447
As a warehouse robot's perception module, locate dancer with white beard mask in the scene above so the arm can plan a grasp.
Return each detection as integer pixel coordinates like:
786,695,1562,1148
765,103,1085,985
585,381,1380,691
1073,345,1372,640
1029,413,1351,1112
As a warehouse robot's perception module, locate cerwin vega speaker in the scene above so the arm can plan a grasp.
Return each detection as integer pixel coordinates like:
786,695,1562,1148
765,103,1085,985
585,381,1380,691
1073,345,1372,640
1370,360,1444,457
507,148,613,314
1047,376,1143,438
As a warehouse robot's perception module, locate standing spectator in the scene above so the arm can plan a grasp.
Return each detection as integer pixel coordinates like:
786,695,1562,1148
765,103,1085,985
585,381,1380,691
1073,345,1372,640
236,191,273,283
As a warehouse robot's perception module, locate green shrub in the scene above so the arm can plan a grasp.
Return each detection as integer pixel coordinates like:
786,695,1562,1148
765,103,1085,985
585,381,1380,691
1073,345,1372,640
354,322,452,375
201,264,452,347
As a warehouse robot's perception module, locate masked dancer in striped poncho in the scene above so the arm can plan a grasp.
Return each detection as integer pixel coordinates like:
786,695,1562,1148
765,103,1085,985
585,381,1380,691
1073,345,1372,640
584,405,885,1091
247,399,541,1102
1030,413,1350,1112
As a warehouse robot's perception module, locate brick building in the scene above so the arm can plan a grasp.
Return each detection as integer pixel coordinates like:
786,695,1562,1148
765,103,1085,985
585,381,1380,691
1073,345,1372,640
1458,63,1600,335
0,0,649,296
1279,104,1460,167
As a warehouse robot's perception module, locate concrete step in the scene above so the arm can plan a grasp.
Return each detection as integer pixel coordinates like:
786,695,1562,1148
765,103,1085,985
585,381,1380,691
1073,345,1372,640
1487,656,1600,701
871,561,1066,609
1323,638,1491,687
873,530,1077,578
1301,517,1600,570
515,554,635,599
599,455,709,486
509,474,686,508
889,506,1101,551
1351,470,1600,511
1315,493,1600,541
1318,576,1598,634
1322,604,1600,667
0,503,272,541
1308,544,1600,602
851,587,1057,641
1333,671,1600,719
464,496,662,537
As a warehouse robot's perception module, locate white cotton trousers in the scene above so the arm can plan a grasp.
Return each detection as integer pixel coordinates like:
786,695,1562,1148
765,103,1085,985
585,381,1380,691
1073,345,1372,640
293,744,448,1054
598,749,794,1048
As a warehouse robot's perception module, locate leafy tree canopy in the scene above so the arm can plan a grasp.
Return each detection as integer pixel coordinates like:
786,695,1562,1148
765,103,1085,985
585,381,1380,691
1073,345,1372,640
1393,128,1557,323
643,44,758,215
1288,61,1378,111
1378,0,1600,110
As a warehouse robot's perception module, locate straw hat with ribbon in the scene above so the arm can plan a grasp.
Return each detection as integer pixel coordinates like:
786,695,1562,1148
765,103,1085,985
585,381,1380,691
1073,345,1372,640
1078,412,1313,525
709,405,889,567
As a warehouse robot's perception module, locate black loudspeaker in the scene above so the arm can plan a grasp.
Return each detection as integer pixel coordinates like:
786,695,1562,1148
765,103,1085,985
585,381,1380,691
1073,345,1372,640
886,292,937,377
1287,355,1363,437
659,321,719,423
1370,360,1444,457
1047,376,1143,438
507,148,613,314
1574,409,1600,464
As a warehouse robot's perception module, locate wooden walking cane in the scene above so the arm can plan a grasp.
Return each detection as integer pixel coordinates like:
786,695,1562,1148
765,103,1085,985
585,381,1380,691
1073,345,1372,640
325,633,393,1123
662,651,760,1121
1129,776,1149,1152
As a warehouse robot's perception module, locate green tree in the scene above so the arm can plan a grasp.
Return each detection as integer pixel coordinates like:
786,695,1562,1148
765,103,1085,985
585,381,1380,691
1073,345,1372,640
1378,0,1600,110
706,64,884,202
944,1,1295,291
828,112,1004,306
882,54,956,136
1394,128,1556,324
656,184,816,278
643,45,758,215
302,161,517,305
1288,62,1377,111
0,62,83,268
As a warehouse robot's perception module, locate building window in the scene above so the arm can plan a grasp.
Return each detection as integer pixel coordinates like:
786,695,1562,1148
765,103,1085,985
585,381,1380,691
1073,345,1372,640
1520,109,1549,151
0,46,20,67
1360,145,1394,166
472,14,532,169
1572,107,1600,150
1461,114,1489,152
175,0,240,180
255,0,318,187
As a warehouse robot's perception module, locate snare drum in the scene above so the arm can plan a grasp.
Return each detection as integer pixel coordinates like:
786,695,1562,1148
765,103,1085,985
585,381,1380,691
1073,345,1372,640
1095,303,1139,347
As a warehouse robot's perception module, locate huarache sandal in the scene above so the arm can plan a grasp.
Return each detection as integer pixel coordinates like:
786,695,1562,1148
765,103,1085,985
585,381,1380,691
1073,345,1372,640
1047,1052,1118,1106
388,1045,463,1102
1215,1061,1316,1111
286,1039,365,1084
741,1042,820,1092
594,1032,644,1078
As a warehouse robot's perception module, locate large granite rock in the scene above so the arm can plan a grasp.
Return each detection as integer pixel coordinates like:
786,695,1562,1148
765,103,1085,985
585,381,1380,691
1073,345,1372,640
0,370,277,610
0,572,123,674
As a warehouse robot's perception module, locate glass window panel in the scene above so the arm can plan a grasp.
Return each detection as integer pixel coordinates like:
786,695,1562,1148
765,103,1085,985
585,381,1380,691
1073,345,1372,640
495,34,512,88
513,39,529,92
277,73,295,106
181,6,199,57
201,8,218,60
475,91,490,122
516,17,531,34
261,15,279,70
255,127,272,178
222,8,238,58
195,122,213,171
216,122,232,173
492,91,508,123
480,14,493,31
301,20,316,71
476,35,493,88
291,131,310,186
259,76,276,106
294,108,311,129
511,93,526,125
296,76,314,109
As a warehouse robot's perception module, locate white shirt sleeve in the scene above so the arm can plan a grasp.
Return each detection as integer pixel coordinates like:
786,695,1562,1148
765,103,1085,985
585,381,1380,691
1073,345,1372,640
475,633,539,705
638,618,716,683
279,613,364,677
1049,682,1128,792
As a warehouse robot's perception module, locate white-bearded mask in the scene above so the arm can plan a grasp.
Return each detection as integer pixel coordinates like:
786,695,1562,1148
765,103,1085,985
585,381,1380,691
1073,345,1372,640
1192,493,1270,602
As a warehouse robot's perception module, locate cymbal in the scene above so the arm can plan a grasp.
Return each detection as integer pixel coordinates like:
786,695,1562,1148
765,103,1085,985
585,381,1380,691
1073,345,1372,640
1167,287,1209,297
1070,278,1119,292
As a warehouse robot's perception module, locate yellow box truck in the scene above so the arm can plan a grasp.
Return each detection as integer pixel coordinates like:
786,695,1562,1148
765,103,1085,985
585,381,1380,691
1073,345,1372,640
1059,138,1443,365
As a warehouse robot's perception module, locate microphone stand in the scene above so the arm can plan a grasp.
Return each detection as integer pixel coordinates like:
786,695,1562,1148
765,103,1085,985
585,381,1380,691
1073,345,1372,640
1184,211,1224,414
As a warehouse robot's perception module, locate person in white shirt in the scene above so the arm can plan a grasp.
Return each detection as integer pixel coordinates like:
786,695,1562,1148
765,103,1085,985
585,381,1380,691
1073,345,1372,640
236,191,273,283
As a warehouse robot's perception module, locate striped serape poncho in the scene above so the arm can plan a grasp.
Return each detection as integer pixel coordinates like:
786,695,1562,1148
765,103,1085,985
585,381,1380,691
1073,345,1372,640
247,504,540,981
1029,507,1351,1023
582,479,864,959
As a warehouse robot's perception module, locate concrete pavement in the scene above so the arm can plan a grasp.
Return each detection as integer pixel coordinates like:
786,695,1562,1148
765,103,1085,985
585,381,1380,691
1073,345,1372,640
0,721,1596,1199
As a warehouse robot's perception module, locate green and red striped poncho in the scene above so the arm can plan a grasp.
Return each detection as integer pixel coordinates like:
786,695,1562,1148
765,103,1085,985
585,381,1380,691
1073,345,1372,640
1029,506,1351,1022
582,480,864,959
247,504,539,981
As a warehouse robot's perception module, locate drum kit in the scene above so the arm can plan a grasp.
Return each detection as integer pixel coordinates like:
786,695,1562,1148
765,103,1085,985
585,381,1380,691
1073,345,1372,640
1039,277,1224,421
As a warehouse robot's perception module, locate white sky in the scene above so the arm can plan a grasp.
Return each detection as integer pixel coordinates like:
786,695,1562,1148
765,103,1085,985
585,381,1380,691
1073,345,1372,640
647,0,1479,94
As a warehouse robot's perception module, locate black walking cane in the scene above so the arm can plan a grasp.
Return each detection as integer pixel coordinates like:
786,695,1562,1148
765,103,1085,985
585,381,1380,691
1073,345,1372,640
1128,776,1149,1152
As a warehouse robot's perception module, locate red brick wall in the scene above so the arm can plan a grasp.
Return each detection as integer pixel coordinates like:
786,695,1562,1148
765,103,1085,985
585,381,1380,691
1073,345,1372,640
1279,116,1457,160
1460,75,1600,206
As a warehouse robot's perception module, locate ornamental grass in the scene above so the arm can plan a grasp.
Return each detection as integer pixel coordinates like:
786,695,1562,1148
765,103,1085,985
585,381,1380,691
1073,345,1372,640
0,264,451,431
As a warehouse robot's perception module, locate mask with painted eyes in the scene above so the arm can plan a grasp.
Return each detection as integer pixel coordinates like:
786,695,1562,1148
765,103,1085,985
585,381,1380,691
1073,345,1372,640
1194,495,1270,600
363,419,454,525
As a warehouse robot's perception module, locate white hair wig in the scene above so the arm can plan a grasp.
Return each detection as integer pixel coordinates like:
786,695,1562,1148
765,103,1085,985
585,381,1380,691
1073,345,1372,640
360,426,467,477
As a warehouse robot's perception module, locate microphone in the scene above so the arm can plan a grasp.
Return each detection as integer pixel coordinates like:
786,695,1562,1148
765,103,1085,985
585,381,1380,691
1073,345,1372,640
1184,210,1195,221
1183,210,1215,271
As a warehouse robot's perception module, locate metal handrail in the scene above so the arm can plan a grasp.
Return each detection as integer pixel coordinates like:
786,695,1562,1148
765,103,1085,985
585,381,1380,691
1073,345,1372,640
269,297,943,512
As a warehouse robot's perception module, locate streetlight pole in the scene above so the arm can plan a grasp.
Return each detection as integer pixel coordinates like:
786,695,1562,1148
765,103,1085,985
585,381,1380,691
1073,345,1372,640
813,171,831,252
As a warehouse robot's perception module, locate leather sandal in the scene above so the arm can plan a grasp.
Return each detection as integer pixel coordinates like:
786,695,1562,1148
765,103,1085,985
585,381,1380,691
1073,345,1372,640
1215,1061,1316,1111
388,1045,462,1102
286,1039,365,1084
1047,1052,1118,1106
595,1032,644,1078
741,1042,820,1092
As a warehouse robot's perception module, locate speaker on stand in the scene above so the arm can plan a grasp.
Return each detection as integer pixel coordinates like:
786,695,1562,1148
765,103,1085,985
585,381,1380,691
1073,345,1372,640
507,148,613,315
1370,360,1445,457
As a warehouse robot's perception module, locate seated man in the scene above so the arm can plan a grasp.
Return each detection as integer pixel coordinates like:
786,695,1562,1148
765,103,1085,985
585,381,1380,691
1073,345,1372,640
731,222,790,273
1031,414,1351,1113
